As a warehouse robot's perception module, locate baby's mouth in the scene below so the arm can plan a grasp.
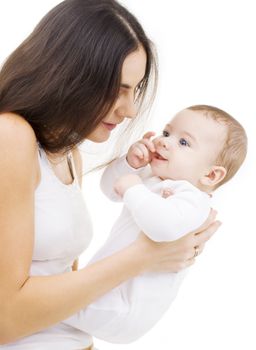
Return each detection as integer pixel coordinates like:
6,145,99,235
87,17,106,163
153,152,167,161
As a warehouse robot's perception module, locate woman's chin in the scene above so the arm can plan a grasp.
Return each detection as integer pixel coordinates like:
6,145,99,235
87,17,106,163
89,136,109,143
87,130,110,143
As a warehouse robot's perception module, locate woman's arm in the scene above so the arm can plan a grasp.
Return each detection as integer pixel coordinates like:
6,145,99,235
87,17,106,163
0,116,145,344
0,125,146,343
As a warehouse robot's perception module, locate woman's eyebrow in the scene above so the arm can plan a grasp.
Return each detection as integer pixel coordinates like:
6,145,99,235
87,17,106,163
120,79,144,90
120,83,131,89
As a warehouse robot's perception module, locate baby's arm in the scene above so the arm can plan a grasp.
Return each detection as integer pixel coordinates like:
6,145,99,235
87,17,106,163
100,156,142,202
100,132,155,201
117,176,211,241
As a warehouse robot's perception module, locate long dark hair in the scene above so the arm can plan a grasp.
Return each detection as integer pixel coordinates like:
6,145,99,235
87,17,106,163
0,0,157,154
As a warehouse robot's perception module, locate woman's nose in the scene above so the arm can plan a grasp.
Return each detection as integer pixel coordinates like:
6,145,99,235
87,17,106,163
126,102,137,119
117,96,138,120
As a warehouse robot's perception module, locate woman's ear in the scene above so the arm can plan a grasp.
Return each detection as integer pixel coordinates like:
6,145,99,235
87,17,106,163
199,166,227,188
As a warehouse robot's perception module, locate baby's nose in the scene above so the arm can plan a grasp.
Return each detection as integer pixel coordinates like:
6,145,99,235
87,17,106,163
158,137,170,149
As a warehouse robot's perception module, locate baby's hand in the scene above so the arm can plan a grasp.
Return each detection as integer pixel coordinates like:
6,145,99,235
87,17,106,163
114,174,142,197
162,188,174,198
126,131,156,169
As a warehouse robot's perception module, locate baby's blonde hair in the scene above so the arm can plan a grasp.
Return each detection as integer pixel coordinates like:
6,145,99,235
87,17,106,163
187,105,247,188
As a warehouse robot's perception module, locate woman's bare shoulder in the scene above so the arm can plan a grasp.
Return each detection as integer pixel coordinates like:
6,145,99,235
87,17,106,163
0,112,36,141
0,113,39,187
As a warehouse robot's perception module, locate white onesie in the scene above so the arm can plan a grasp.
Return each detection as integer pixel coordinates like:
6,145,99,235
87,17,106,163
64,156,211,343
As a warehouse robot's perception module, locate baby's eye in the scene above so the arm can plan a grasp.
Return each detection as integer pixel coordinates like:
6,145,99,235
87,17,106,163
179,138,190,147
162,130,170,137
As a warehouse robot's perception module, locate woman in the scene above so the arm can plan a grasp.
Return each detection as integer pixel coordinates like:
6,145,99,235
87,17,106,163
0,0,220,349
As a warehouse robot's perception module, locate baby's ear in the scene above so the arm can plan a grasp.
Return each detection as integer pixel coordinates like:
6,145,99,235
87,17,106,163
200,165,227,188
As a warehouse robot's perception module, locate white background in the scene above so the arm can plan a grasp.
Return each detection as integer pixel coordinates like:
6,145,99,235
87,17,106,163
0,1,255,349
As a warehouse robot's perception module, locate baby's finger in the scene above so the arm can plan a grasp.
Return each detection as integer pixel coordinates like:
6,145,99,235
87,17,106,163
139,138,155,153
133,143,150,160
143,131,156,140
132,146,145,159
141,140,156,153
162,188,174,198
137,143,151,160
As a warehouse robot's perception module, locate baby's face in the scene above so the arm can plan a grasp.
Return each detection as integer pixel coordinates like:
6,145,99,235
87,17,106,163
150,109,227,188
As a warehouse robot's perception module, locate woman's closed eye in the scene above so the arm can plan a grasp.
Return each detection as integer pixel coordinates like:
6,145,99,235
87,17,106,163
134,82,143,102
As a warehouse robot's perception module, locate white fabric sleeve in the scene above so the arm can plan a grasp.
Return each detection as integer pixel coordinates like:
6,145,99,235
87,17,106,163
100,155,144,202
123,180,211,241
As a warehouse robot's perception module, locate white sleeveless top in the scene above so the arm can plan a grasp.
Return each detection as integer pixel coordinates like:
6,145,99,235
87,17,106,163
1,144,94,350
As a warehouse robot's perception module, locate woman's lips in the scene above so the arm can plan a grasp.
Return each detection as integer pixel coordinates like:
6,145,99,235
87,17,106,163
102,122,117,131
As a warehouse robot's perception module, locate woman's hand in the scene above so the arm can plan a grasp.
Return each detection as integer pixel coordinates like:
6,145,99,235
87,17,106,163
135,209,221,273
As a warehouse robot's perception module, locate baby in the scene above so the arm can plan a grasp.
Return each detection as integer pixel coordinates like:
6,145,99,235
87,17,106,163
64,105,247,343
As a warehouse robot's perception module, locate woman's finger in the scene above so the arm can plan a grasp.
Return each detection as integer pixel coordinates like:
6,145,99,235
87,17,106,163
194,208,218,234
185,258,196,268
193,220,222,246
188,243,205,260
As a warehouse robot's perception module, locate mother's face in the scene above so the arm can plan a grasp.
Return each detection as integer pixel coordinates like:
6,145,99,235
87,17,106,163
87,45,147,143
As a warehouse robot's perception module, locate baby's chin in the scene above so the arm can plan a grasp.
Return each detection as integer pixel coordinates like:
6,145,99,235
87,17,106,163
149,164,170,180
